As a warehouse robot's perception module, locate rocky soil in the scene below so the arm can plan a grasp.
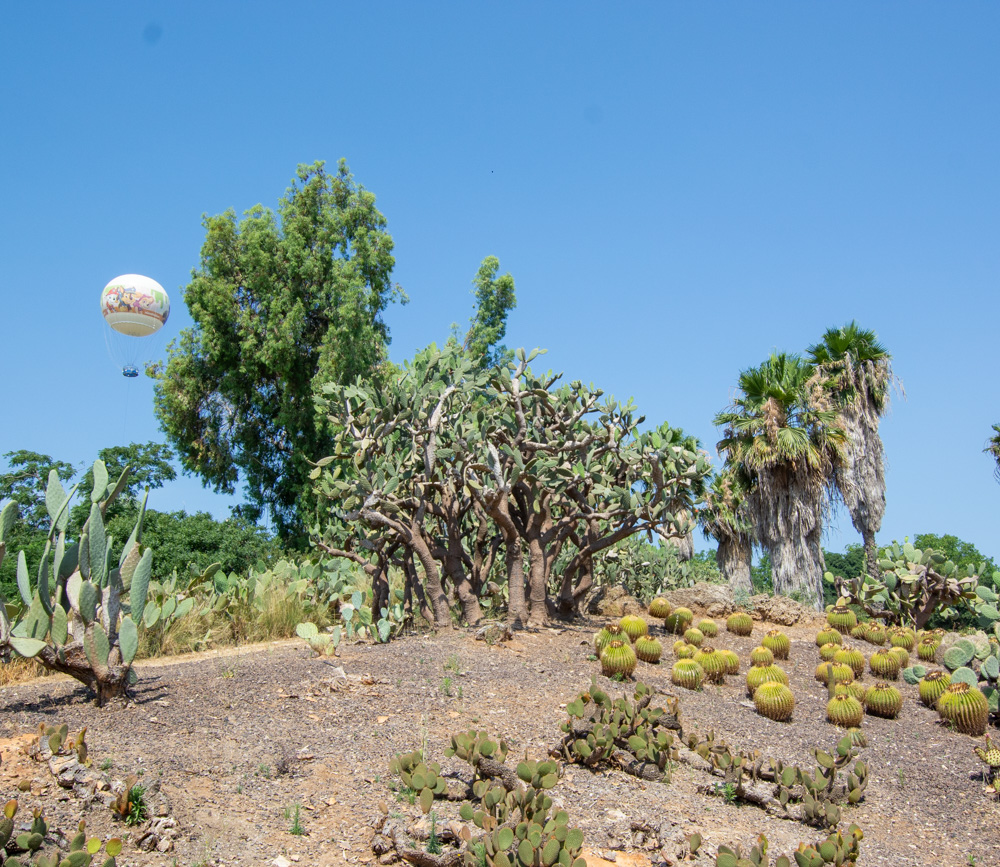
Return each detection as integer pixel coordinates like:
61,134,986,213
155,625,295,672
2,601,1000,867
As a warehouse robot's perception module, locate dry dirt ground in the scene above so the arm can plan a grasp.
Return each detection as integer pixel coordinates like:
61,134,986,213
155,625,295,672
2,611,1000,867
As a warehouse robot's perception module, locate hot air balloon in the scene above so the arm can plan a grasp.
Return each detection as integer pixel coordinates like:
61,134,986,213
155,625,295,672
100,274,170,377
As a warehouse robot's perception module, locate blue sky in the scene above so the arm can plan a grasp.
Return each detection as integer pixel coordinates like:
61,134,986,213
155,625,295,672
1,3,997,560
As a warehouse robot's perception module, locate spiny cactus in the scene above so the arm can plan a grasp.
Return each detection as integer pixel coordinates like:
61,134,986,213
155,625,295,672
694,646,728,683
762,629,790,660
746,662,788,697
749,645,774,666
698,618,718,637
594,623,627,655
864,682,902,718
676,642,697,659
918,670,951,707
826,605,857,633
634,635,663,664
889,627,915,651
754,681,795,721
648,597,672,620
849,624,868,640
672,658,705,690
863,623,887,646
600,639,637,678
869,648,901,680
888,646,910,669
663,607,693,635
834,681,868,703
719,648,741,675
619,615,648,643
818,642,840,662
683,626,705,647
917,635,941,662
937,682,989,736
814,662,854,686
827,694,864,728
833,647,865,678
974,734,1000,792
815,627,842,648
726,611,753,636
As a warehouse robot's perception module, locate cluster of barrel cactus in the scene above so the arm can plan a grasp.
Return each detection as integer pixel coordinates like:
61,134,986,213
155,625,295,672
593,617,664,677
0,800,122,867
557,680,680,778
0,462,153,706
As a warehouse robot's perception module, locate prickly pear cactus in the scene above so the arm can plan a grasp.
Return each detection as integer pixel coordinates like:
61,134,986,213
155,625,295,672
0,461,153,706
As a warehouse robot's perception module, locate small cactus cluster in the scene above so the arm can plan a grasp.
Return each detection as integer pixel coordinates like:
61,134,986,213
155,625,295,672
716,825,863,867
663,606,694,635
593,617,665,677
0,799,122,867
889,626,915,651
388,750,448,813
726,611,753,636
558,680,680,777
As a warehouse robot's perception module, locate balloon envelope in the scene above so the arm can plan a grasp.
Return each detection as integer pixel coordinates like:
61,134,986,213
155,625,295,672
101,274,170,337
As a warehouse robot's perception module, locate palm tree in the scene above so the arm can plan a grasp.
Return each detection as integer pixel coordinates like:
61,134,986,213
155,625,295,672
700,469,754,593
807,323,892,578
715,353,845,609
987,424,1000,482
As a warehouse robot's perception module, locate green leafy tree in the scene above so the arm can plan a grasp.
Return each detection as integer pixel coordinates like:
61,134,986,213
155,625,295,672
153,160,405,543
807,323,893,577
715,353,846,609
0,451,77,596
462,256,516,368
912,533,997,578
986,424,1000,482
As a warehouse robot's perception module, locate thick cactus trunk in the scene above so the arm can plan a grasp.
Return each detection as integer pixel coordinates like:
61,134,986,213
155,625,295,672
35,642,130,707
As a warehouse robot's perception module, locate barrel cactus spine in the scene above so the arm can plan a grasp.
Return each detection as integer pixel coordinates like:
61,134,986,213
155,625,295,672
827,694,864,728
827,605,857,632
749,645,774,666
698,618,718,638
648,597,672,620
683,627,705,648
595,623,627,655
600,640,637,678
869,648,901,680
835,680,868,703
762,629,790,660
694,646,728,683
726,612,753,637
834,647,866,678
937,682,989,736
619,615,649,643
634,635,663,664
754,681,795,722
918,670,951,708
719,649,741,675
671,658,705,690
815,627,843,647
746,662,788,697
917,636,941,662
865,682,903,718
819,642,840,662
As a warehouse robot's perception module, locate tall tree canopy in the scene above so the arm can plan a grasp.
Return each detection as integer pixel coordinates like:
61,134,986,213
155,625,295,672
715,353,845,608
154,160,405,542
807,322,892,577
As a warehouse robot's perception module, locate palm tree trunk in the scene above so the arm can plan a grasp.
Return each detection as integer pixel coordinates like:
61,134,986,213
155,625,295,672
718,535,752,593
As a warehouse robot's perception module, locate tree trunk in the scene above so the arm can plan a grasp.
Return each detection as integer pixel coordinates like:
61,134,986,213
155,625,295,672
35,642,129,707
444,534,482,625
525,534,548,627
718,535,752,594
767,525,825,610
409,527,452,629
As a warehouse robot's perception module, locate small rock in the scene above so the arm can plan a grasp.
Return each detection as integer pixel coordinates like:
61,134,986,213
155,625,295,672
272,857,292,867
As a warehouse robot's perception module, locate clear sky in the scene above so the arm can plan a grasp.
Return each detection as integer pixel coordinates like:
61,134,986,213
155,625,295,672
1,2,997,561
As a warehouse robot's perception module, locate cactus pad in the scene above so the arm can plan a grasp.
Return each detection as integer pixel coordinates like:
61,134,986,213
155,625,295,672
942,640,976,671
